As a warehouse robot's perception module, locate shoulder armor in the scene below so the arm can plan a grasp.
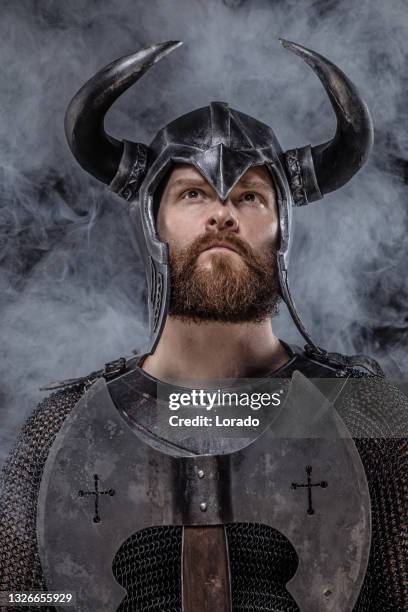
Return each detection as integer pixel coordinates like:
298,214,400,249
39,356,134,392
303,344,384,377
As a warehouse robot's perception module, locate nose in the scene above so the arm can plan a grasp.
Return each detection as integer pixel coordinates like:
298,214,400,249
205,197,239,233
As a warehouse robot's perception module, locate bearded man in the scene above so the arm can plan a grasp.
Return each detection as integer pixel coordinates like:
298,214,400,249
0,40,406,612
144,162,285,383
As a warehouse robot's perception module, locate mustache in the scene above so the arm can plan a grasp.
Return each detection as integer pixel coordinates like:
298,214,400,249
183,232,258,264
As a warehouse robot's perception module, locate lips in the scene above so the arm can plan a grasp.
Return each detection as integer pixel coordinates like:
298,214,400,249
200,242,240,255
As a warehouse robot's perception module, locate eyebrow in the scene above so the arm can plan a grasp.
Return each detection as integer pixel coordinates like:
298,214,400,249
167,176,275,193
168,177,209,190
236,178,273,190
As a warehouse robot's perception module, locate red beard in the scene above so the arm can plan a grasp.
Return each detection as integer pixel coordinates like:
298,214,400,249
168,232,280,323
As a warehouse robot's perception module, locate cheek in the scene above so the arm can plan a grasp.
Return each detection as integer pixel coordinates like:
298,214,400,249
156,212,167,242
157,207,181,243
268,217,280,245
243,212,279,247
157,207,196,249
262,209,279,244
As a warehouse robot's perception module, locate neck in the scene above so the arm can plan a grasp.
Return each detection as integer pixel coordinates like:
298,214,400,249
141,316,289,384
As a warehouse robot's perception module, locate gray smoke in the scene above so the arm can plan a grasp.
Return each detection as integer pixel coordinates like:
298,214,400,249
1,0,407,464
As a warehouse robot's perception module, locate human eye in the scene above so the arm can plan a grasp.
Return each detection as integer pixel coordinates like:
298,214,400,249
240,191,264,205
181,188,205,200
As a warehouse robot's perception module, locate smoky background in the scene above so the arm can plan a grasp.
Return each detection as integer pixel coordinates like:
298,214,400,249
0,0,407,465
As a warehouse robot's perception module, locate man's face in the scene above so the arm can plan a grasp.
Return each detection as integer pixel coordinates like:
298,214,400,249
157,163,281,322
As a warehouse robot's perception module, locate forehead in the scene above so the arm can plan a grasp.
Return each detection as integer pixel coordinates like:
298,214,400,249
164,163,275,191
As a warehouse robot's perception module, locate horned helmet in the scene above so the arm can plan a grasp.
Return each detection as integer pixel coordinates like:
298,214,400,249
65,40,373,354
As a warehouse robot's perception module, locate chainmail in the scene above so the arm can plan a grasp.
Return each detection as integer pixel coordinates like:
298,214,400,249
0,386,83,612
113,527,183,612
0,370,407,612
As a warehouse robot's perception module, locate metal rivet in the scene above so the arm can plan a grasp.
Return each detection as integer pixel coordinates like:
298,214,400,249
324,589,332,597
200,502,207,512
198,469,205,479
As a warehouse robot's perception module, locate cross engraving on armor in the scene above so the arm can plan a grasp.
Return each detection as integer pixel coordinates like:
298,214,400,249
78,474,115,523
291,465,328,515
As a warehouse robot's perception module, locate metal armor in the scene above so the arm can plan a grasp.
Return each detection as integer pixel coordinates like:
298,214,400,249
37,371,370,611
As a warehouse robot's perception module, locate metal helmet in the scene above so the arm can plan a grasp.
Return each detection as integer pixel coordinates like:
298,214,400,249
65,39,373,354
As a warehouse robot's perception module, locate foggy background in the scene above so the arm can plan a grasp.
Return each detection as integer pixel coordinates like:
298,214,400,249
1,0,407,465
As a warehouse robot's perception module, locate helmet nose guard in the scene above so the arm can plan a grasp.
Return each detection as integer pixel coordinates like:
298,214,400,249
65,39,373,354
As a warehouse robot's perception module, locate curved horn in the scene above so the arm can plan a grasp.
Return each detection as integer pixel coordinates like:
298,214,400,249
281,39,373,205
65,41,183,184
